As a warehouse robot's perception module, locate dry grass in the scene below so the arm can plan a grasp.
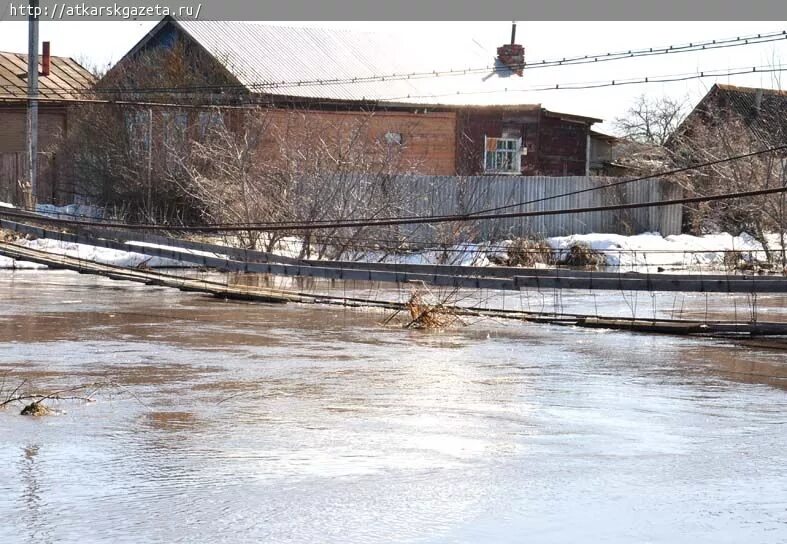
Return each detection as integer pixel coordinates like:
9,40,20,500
560,242,607,268
723,250,744,270
505,237,555,267
1,229,20,242
722,250,776,273
723,251,787,274
0,229,36,243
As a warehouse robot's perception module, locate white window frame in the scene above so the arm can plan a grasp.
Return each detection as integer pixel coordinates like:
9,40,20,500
483,136,522,174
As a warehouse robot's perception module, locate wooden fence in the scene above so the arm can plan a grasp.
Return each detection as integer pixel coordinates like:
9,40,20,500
387,174,683,239
0,161,683,239
0,152,60,206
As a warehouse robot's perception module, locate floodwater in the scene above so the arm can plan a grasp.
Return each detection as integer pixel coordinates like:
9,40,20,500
0,270,786,543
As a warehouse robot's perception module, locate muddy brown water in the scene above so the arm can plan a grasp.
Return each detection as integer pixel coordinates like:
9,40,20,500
0,270,786,543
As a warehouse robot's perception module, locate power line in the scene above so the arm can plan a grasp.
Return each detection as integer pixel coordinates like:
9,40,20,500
3,184,787,233
465,144,787,218
19,28,787,97
2,28,786,100
3,201,780,257
3,63,787,111
16,143,787,230
380,65,787,103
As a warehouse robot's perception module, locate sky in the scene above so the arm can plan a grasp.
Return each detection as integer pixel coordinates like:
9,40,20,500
0,20,786,133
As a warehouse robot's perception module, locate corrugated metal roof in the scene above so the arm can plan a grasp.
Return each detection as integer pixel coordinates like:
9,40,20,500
0,51,95,100
173,20,541,108
673,83,787,148
714,84,787,144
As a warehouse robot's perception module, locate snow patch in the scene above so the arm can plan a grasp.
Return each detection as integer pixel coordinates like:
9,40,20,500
0,239,197,269
36,203,105,220
0,230,781,272
547,231,768,269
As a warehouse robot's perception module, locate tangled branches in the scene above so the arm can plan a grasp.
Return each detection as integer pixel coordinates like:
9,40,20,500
0,376,134,416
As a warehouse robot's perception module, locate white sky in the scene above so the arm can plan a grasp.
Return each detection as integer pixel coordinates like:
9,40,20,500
0,20,785,133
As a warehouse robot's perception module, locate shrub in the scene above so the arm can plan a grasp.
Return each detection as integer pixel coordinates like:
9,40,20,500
560,242,607,268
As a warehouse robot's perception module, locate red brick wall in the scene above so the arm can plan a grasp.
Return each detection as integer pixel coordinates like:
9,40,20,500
149,107,457,175
258,109,457,175
535,115,588,176
456,108,591,176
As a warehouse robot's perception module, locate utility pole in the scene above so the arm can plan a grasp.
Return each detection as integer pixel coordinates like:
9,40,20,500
27,0,39,204
147,108,153,215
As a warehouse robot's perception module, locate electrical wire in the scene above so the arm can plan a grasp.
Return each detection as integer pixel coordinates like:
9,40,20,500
380,65,787,103
16,142,785,230
3,63,787,110
6,28,786,97
3,184,787,232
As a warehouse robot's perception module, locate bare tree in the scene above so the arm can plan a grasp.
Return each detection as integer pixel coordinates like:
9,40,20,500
669,107,787,263
614,94,688,146
169,107,428,256
167,107,286,249
55,38,240,223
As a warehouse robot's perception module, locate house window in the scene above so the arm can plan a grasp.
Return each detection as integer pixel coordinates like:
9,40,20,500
384,132,403,145
484,136,521,174
125,110,151,156
162,111,189,147
162,111,189,167
198,110,225,139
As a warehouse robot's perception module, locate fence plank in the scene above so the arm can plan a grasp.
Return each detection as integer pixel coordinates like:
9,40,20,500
387,174,682,240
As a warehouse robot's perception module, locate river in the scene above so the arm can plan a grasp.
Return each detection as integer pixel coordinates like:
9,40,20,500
0,270,785,543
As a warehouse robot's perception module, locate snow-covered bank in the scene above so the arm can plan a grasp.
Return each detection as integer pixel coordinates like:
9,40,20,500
344,231,783,271
0,239,198,269
0,228,783,272
36,203,105,220
546,232,776,269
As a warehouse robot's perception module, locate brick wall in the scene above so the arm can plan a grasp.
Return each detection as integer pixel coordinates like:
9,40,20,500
256,109,457,175
456,108,591,176
536,115,588,176
148,107,457,176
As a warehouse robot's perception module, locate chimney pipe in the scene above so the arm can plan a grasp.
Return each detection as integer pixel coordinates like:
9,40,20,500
497,23,525,76
41,41,50,77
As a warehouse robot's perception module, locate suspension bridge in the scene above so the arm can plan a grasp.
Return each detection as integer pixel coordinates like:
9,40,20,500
2,208,787,340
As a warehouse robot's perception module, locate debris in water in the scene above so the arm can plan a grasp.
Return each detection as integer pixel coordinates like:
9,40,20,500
20,401,52,416
404,286,458,330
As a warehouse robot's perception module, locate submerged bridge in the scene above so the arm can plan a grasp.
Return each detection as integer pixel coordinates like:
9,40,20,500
2,209,787,339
